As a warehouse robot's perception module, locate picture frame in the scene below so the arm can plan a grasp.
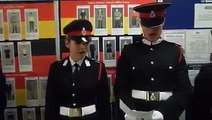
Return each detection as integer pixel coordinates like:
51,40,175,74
77,5,90,20
22,108,36,120
40,107,45,120
4,108,18,120
88,37,99,61
24,9,39,40
7,9,21,40
103,37,116,67
0,42,16,73
128,5,141,35
111,5,124,35
25,77,39,106
0,9,4,41
18,41,32,72
6,77,16,107
39,77,47,106
119,36,133,54
94,5,107,35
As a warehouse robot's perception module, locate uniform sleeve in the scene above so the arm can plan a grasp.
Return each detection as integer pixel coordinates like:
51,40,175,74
114,47,134,120
45,63,60,120
158,48,192,119
96,63,111,120
0,68,6,119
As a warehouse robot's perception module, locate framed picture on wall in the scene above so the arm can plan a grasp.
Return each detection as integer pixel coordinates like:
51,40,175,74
39,76,47,106
24,9,39,40
0,42,16,73
22,108,36,120
6,77,16,107
88,37,99,61
128,5,141,35
201,0,212,2
77,5,90,20
40,107,45,120
119,36,133,54
94,5,107,35
18,41,32,72
4,108,18,120
7,9,21,40
25,77,39,106
103,37,116,67
0,9,4,41
111,5,124,35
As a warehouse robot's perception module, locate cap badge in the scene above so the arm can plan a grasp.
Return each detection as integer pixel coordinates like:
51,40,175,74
81,27,86,35
150,11,156,18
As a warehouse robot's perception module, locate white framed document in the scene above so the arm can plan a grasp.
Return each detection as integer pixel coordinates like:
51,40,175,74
18,41,32,72
103,37,116,67
39,76,47,106
22,107,36,120
88,37,100,61
94,5,107,35
0,9,4,41
4,108,18,120
40,107,45,120
111,5,124,35
25,9,39,40
119,36,133,54
0,42,15,73
77,5,90,20
25,77,39,106
7,9,21,40
6,77,16,107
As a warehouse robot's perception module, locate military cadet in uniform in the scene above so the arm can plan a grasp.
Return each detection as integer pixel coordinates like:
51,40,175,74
114,2,192,120
186,63,212,120
45,19,111,120
0,67,6,120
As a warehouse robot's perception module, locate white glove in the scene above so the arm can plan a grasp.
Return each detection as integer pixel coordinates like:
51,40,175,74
152,110,164,120
125,113,144,120
124,114,137,120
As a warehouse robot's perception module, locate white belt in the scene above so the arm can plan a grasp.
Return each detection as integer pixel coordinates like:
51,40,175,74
60,104,96,117
132,89,172,101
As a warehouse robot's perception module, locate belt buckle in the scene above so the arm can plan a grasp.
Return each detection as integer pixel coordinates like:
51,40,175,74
69,108,82,117
146,91,160,101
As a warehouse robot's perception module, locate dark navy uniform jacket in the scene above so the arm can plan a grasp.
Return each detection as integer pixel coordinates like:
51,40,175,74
114,39,192,120
45,56,111,120
186,63,212,120
0,68,6,120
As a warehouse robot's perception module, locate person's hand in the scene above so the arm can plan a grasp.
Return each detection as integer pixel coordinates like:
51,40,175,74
152,110,164,120
124,114,140,120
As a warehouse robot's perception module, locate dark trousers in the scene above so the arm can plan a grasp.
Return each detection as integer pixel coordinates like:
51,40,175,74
0,112,4,120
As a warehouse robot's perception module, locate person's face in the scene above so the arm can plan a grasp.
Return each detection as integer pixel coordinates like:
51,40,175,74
66,38,89,61
141,24,163,42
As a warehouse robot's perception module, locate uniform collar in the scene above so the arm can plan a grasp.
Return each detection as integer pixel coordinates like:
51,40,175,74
69,56,85,67
142,37,163,46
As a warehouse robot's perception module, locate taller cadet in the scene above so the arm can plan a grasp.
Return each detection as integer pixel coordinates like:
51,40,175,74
114,2,192,120
45,19,111,120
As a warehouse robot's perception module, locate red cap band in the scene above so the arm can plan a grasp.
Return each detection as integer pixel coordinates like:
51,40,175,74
140,10,165,18
66,30,92,36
